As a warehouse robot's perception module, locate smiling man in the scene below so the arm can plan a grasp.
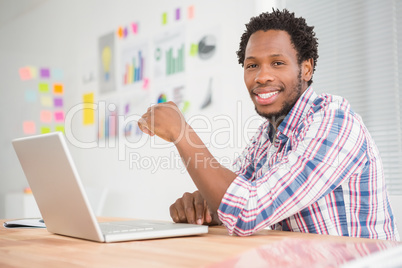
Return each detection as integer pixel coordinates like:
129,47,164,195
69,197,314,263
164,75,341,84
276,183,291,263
138,9,399,240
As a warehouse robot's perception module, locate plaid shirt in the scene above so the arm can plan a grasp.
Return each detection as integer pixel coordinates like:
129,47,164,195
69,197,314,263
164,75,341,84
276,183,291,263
218,87,399,241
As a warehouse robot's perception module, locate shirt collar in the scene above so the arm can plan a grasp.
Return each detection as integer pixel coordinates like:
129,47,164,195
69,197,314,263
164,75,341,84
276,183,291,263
276,86,317,137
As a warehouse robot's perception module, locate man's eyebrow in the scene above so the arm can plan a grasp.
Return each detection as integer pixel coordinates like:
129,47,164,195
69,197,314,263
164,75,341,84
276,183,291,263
245,54,285,61
245,56,256,61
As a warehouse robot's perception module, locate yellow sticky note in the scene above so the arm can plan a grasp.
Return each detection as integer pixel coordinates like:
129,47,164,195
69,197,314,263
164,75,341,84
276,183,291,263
162,12,168,25
40,95,53,107
190,43,198,56
39,83,49,93
28,66,37,79
83,93,95,125
41,126,51,134
55,125,65,133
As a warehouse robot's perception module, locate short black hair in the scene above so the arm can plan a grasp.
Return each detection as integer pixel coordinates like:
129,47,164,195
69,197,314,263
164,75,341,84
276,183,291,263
237,9,318,86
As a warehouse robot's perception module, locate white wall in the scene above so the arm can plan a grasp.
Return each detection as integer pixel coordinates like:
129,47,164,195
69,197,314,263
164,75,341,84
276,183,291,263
0,0,272,220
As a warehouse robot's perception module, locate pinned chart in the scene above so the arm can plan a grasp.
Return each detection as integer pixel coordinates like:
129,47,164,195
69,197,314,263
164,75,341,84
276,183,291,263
121,42,148,88
154,30,186,79
157,93,167,103
165,44,185,75
98,104,119,139
123,50,144,85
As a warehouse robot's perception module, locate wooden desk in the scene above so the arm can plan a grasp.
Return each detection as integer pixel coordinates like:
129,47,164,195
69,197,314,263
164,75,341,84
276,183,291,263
0,218,400,267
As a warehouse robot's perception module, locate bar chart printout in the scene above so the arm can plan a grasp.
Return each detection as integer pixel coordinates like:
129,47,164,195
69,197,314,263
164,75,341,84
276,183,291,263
121,45,147,86
154,29,186,78
165,44,184,75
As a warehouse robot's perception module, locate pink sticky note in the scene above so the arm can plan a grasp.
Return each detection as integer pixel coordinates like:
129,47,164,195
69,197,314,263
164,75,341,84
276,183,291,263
132,23,138,34
188,5,194,19
40,110,52,123
54,111,65,122
23,121,36,134
19,67,31,80
142,78,149,90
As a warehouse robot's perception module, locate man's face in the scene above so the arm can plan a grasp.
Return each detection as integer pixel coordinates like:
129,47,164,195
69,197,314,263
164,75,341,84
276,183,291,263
243,30,312,125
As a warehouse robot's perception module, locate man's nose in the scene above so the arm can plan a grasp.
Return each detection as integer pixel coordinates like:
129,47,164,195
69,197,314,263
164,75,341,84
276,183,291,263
255,65,275,84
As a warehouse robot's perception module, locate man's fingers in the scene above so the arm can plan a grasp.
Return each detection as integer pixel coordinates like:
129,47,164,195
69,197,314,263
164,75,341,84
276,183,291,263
204,200,213,224
173,198,187,223
169,191,215,225
193,191,205,225
138,115,154,136
169,204,180,223
182,192,196,224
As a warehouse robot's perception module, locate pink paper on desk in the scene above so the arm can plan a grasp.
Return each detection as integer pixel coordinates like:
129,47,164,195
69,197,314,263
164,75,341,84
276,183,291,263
208,238,400,268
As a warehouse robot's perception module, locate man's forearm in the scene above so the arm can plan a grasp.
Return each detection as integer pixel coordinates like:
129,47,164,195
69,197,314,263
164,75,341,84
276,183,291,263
175,125,237,212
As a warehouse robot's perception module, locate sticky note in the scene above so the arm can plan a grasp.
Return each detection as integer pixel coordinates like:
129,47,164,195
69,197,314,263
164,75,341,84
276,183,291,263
40,68,50,79
132,22,138,34
83,92,94,104
53,83,64,94
182,101,190,113
162,12,167,25
54,97,63,107
55,125,65,133
117,26,124,39
25,89,37,102
28,66,38,79
188,5,194,19
52,68,63,80
83,93,95,125
40,110,52,123
190,43,198,56
176,8,181,20
23,121,36,134
142,78,149,90
124,27,128,37
40,126,51,134
39,83,49,93
19,67,31,80
40,95,53,107
54,111,64,122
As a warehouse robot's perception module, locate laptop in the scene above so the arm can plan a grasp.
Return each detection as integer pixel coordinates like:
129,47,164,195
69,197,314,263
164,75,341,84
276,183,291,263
12,132,208,242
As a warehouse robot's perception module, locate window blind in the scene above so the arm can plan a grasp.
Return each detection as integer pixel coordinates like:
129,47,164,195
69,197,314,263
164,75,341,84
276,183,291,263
277,0,402,194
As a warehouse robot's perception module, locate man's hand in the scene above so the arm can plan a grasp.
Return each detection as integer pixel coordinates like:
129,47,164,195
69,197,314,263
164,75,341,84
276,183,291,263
169,191,221,226
138,100,236,218
138,101,187,143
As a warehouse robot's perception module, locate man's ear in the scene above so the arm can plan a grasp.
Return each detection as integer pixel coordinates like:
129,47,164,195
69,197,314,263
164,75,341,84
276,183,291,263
302,58,314,83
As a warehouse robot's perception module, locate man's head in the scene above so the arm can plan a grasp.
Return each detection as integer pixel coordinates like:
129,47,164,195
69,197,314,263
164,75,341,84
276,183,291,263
237,9,318,84
238,9,318,127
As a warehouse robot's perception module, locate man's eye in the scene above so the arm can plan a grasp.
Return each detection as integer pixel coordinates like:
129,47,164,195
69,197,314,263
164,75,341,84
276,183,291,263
246,64,257,69
273,62,284,66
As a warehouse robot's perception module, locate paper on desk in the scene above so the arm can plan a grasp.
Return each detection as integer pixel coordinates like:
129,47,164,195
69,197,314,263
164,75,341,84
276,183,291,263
3,218,46,228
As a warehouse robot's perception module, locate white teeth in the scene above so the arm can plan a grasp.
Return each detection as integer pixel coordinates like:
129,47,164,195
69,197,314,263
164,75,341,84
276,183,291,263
258,91,278,99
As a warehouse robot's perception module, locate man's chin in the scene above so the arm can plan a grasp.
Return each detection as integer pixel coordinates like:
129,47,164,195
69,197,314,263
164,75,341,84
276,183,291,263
255,107,287,122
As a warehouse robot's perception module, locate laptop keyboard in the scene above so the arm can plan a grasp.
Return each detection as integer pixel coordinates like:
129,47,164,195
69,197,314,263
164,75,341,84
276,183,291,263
99,222,155,234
